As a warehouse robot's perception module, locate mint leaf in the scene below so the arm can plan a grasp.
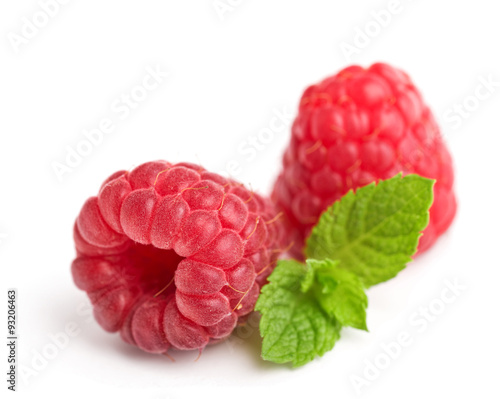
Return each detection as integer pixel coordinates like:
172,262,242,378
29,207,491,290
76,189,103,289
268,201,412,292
255,260,341,367
306,174,434,287
305,259,368,331
257,175,435,367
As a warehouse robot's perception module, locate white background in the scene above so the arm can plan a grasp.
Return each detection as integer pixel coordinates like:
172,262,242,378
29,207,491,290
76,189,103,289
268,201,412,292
1,1,500,398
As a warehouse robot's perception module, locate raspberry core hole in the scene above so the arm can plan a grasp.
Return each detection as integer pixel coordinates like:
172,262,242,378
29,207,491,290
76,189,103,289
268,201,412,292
126,243,184,297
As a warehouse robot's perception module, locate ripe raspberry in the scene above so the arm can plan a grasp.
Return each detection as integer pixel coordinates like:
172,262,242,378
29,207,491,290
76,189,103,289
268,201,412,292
71,161,286,354
272,63,456,259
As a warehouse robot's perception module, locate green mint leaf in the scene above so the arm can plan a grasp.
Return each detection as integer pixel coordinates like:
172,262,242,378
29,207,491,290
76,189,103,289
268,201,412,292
257,175,434,367
305,174,434,287
305,259,368,331
255,259,341,367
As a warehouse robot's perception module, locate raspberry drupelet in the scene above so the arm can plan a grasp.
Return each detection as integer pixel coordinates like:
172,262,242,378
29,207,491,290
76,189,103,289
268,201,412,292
272,63,456,259
71,161,287,353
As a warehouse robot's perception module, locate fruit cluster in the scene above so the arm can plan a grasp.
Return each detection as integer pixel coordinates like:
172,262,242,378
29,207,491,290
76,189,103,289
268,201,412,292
272,63,456,258
72,161,285,353
71,63,457,358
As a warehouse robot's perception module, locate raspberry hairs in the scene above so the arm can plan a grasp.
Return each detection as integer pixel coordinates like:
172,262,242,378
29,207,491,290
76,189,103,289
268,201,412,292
71,161,287,353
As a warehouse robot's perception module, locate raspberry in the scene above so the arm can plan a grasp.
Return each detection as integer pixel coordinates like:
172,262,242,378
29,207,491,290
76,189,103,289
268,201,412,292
272,63,456,259
72,161,286,354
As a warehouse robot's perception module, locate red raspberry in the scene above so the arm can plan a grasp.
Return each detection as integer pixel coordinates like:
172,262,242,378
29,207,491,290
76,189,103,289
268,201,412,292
71,161,286,354
272,63,456,259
